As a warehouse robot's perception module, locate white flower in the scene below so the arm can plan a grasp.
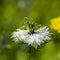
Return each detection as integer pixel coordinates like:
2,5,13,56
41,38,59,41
11,26,51,48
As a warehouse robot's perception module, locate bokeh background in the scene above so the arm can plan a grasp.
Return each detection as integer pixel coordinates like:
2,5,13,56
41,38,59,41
0,0,60,60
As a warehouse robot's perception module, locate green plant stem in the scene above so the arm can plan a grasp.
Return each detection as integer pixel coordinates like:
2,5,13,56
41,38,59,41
28,45,31,60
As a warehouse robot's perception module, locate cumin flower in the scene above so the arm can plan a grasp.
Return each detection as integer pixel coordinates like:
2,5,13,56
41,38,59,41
50,17,60,33
11,26,51,48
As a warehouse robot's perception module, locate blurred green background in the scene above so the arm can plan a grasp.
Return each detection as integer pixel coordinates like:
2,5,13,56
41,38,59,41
0,0,60,60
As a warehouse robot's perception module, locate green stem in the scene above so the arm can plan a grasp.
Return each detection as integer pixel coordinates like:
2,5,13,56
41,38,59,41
27,45,31,60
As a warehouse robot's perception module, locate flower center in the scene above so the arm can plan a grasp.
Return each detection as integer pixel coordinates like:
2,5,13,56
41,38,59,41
28,31,36,35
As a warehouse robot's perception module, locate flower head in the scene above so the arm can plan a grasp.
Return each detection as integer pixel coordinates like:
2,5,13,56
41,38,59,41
11,26,51,48
50,17,60,33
